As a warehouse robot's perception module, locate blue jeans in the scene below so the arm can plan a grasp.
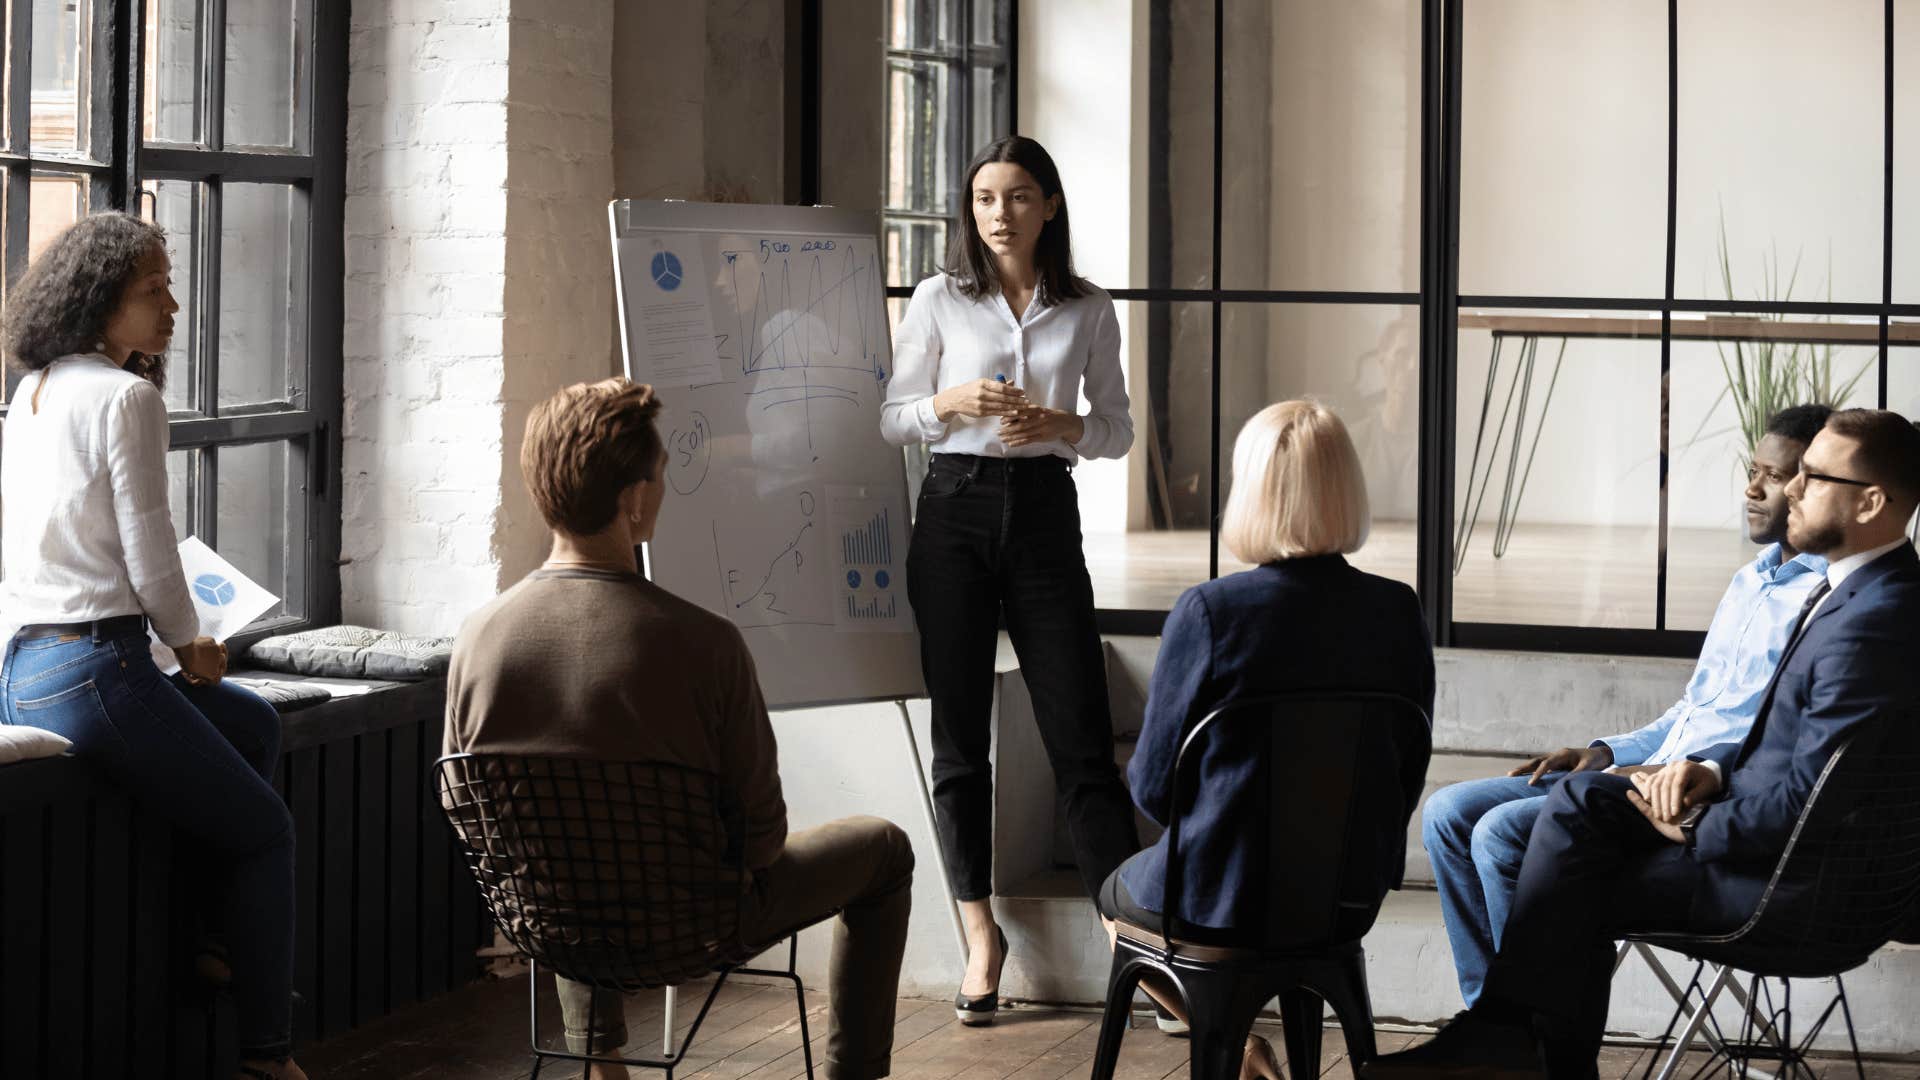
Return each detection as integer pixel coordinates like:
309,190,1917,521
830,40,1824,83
1420,773,1567,1006
1,627,295,1058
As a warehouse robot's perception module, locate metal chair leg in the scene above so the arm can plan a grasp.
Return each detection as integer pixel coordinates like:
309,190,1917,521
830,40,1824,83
1647,964,1734,1080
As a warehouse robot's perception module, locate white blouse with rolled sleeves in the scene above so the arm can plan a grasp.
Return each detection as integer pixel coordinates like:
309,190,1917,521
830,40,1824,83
0,354,199,646
880,273,1134,462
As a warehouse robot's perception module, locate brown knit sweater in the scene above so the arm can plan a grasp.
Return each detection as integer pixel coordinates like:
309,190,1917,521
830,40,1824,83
444,567,788,874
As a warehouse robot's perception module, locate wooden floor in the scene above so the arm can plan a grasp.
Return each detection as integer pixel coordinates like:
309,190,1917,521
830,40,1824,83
1083,522,1757,631
298,972,1920,1080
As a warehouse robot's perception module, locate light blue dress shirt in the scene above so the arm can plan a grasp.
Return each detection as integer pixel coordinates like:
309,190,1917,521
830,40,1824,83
1594,542,1827,767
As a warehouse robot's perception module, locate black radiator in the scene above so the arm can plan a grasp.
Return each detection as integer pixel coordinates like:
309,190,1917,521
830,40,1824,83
0,678,487,1078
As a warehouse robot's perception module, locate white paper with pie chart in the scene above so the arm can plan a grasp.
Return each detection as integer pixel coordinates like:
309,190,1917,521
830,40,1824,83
146,536,282,674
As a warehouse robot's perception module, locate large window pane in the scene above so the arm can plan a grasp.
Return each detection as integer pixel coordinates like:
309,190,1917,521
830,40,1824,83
1676,0,1884,304
887,0,959,52
1218,303,1419,590
225,0,300,149
1082,302,1212,612
143,0,202,145
28,173,85,261
1458,0,1666,298
144,179,200,413
1667,324,1877,630
967,62,1005,158
214,440,299,620
30,0,87,155
167,448,199,539
1453,310,1661,628
1895,14,1920,304
1222,0,1419,293
219,183,303,407
886,59,952,215
1894,337,1920,541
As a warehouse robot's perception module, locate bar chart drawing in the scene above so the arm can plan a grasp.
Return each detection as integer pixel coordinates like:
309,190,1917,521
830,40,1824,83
829,485,910,632
842,506,893,566
845,593,898,621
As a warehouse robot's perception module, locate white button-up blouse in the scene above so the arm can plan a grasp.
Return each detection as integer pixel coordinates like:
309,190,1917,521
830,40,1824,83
0,354,199,646
879,273,1134,462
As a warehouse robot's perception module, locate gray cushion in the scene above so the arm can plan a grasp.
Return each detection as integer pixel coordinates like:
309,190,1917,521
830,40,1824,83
225,676,335,713
244,624,452,681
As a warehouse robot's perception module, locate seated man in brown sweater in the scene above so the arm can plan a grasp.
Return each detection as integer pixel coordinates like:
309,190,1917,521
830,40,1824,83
445,378,915,1080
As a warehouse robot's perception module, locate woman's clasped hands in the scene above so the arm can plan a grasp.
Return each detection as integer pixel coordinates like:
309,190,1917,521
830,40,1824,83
172,636,228,687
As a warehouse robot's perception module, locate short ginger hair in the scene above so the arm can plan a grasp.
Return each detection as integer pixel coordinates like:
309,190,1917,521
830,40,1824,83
1220,399,1371,564
519,378,664,536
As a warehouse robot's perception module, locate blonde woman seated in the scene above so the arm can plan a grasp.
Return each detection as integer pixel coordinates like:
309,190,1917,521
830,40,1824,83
1102,401,1435,1079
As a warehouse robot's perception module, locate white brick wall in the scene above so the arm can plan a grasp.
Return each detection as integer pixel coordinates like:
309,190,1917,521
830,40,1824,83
342,0,612,635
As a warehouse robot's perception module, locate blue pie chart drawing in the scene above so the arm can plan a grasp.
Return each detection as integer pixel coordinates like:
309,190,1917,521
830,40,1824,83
650,251,684,292
846,570,862,589
875,570,891,589
193,573,237,607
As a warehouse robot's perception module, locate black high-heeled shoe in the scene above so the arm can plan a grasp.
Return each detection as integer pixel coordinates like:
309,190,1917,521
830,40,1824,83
954,927,1009,1026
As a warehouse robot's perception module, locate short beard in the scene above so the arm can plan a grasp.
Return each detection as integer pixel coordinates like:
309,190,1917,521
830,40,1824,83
1788,518,1846,556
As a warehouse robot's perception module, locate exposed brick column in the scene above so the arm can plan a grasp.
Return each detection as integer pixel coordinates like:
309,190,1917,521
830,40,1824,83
341,1,613,635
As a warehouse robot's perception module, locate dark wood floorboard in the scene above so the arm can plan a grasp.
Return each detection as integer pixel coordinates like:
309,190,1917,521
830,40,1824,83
297,974,1920,1079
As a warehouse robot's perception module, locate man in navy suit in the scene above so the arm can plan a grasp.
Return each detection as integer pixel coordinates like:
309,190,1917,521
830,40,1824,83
1367,409,1920,1080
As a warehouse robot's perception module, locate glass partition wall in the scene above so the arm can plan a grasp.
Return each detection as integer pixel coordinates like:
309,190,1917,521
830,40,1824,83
880,0,1916,657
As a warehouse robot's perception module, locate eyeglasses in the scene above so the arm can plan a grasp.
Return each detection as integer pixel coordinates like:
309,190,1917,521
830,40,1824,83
1801,470,1874,489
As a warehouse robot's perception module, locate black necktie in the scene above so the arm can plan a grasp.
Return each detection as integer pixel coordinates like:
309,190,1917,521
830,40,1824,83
1784,578,1833,654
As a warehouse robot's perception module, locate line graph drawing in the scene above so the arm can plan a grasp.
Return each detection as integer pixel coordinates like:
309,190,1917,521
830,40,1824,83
714,238,890,456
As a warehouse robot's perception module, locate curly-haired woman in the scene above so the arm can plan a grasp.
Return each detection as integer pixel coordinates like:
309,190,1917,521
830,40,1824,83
0,212,305,1080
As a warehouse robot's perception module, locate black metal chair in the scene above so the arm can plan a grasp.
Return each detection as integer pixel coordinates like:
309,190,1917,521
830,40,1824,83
1089,691,1433,1080
1626,730,1920,1080
435,752,830,1080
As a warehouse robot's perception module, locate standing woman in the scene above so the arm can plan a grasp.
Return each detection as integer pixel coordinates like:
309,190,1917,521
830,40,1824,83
0,213,306,1080
882,135,1138,1024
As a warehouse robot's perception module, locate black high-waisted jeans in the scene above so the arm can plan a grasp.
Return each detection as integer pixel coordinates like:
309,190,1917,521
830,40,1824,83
906,452,1139,901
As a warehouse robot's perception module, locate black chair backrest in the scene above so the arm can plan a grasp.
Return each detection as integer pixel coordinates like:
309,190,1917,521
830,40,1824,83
1162,691,1432,952
434,752,750,992
1721,719,1920,969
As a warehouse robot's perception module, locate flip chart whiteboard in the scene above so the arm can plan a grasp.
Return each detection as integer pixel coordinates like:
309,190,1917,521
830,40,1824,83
609,199,925,709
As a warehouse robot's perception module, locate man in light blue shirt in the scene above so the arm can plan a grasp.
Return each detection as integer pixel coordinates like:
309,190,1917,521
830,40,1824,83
1422,405,1832,1007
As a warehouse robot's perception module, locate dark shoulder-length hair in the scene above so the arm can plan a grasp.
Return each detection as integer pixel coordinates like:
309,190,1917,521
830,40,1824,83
2,211,170,389
943,135,1089,305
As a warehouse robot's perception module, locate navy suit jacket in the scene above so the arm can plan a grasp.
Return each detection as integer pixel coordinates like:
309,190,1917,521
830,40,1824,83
1120,555,1435,931
1691,542,1920,869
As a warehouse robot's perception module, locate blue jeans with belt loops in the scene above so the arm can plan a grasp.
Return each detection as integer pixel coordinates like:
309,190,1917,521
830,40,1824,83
1,625,295,1059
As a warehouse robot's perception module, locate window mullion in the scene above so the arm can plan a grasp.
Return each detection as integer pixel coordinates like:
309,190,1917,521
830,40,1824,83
204,0,225,150
200,179,221,412
8,0,30,154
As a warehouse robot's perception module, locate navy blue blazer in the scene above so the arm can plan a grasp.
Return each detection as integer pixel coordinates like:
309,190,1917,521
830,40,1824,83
1120,555,1435,931
1690,542,1920,873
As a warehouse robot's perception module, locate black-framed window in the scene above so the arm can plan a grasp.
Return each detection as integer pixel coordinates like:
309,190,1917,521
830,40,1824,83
0,0,345,638
879,2,1918,659
882,0,1014,309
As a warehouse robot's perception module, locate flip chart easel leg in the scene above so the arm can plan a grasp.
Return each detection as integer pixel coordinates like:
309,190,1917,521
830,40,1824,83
897,699,969,963
663,985,676,1054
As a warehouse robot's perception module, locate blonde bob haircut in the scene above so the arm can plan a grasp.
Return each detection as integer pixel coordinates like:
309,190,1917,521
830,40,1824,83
1220,400,1370,564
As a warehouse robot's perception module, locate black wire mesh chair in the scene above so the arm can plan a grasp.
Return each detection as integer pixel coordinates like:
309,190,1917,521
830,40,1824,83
1089,691,1433,1080
435,752,827,1080
1626,730,1920,1080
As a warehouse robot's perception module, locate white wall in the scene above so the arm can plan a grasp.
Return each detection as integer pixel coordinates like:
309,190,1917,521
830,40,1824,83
342,1,613,635
1019,0,1137,536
